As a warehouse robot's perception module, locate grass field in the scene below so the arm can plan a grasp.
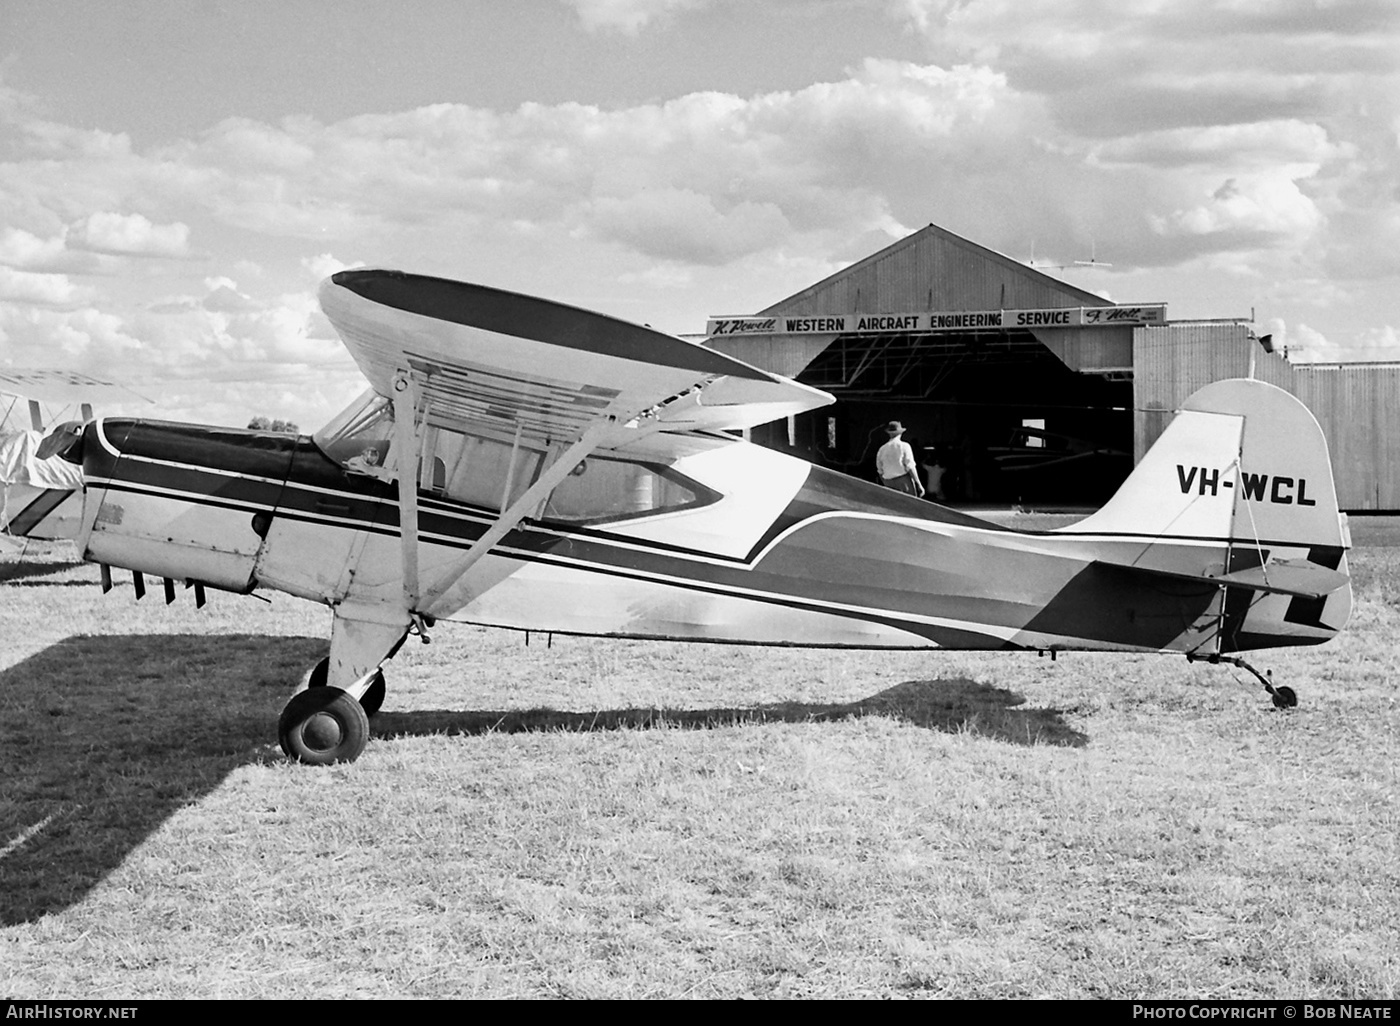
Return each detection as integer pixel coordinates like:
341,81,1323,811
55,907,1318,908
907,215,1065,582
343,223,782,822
1,533,1396,999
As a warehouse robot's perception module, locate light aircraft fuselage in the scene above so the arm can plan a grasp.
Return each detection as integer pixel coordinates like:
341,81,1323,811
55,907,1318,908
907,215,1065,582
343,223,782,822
44,268,1353,764
77,403,1346,656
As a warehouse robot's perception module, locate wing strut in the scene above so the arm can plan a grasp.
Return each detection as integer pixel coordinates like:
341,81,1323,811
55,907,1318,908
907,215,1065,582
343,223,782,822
419,417,625,621
390,371,426,612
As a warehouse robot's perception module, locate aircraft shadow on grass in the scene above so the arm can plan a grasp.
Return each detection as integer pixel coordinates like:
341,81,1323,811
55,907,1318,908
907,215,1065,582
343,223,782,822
0,633,1085,924
0,633,326,926
0,559,89,586
375,679,1089,749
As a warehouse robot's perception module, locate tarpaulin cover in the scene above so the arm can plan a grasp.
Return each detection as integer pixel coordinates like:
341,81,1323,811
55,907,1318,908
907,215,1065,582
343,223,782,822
0,430,84,489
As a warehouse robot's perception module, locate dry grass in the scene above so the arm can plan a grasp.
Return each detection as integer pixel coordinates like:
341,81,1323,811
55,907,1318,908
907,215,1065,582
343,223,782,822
1,538,1396,998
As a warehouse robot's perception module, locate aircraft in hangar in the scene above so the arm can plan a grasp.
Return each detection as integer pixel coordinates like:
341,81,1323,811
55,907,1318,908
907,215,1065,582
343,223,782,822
37,269,1352,764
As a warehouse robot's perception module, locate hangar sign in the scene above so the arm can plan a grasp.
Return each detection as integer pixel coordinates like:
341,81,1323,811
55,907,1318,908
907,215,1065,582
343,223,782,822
707,305,1167,337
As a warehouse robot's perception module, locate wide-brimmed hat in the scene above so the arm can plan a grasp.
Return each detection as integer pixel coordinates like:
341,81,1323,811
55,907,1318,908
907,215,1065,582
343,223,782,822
885,421,905,435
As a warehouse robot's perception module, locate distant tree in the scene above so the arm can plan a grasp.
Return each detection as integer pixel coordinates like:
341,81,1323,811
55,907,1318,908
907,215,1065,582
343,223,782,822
247,416,299,434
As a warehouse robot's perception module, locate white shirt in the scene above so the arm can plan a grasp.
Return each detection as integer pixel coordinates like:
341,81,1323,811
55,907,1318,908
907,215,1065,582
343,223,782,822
876,436,918,480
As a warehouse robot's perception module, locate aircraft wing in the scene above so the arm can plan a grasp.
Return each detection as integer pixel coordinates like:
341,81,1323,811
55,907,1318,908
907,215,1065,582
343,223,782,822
319,269,832,446
0,369,153,407
318,269,833,623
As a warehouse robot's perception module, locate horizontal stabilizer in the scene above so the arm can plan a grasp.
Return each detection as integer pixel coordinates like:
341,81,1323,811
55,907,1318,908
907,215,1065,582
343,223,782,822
1100,556,1349,600
1205,558,1349,599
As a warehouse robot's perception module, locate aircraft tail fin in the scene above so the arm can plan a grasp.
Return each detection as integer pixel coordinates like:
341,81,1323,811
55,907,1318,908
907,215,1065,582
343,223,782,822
1062,378,1346,553
1060,379,1350,648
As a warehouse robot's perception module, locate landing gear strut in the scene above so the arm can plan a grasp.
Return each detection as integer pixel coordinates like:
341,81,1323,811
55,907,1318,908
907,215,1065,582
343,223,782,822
1189,653,1297,709
278,604,410,764
305,656,386,717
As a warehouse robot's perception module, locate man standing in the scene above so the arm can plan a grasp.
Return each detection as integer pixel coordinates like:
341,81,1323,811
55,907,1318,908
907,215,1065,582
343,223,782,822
876,421,925,497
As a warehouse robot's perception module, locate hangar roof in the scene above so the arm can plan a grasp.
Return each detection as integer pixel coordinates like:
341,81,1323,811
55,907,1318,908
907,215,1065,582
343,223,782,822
759,222,1108,316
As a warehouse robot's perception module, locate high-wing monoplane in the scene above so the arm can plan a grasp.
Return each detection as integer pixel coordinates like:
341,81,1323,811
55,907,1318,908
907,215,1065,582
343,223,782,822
40,270,1352,763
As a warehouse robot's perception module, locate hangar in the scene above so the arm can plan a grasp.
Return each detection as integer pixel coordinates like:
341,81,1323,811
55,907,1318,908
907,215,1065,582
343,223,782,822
704,224,1400,512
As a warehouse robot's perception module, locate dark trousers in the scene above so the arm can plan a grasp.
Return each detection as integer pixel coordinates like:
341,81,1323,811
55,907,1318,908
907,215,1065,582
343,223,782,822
880,473,920,495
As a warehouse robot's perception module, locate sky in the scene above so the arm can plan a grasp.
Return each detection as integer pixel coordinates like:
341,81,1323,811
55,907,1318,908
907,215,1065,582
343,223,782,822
1,0,1397,430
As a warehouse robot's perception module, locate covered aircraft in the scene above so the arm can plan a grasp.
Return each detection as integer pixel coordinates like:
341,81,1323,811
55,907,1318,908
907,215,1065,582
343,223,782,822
1,370,151,542
38,270,1352,764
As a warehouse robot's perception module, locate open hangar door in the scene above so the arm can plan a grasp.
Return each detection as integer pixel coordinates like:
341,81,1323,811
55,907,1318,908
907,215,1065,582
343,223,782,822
747,327,1134,507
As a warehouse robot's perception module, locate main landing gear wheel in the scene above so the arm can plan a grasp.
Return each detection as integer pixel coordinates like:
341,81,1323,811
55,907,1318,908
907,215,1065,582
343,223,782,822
1271,685,1298,709
278,686,370,765
305,657,386,717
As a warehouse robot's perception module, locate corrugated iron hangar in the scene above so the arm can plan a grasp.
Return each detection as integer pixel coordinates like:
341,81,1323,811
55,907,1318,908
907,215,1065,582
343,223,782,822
704,224,1400,512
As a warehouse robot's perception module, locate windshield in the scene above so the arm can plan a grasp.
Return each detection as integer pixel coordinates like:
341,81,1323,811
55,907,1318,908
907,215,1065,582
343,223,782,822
312,389,714,521
313,389,395,473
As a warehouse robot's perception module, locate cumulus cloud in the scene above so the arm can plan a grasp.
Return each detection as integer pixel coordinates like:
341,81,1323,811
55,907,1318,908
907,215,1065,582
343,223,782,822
301,253,364,282
1356,324,1400,354
138,284,349,370
0,228,69,270
560,0,709,34
17,120,134,161
5,43,1385,277
0,227,109,275
40,60,1009,265
1277,321,1340,362
1091,120,1347,175
1258,315,1400,363
1153,175,1324,242
589,190,792,265
0,268,93,308
0,252,358,425
67,212,193,258
200,276,260,313
0,304,142,369
1,1,1394,411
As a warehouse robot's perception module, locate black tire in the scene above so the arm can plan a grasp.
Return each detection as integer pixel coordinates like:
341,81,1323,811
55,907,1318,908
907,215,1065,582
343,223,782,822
1271,685,1298,709
306,658,385,717
359,670,386,717
278,686,370,764
305,656,329,689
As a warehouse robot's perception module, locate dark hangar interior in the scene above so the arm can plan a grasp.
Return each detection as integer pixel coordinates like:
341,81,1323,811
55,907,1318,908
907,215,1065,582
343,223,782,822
702,223,1400,513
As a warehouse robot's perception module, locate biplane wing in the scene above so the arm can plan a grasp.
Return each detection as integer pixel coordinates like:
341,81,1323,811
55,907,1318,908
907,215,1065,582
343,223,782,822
318,269,834,619
0,368,153,412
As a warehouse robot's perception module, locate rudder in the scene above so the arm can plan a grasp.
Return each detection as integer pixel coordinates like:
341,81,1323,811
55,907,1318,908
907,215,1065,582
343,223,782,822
1065,378,1345,551
1061,378,1351,649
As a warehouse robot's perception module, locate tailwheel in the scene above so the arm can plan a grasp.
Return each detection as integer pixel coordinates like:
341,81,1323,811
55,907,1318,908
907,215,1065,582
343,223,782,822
305,657,386,717
278,686,370,765
1187,653,1298,710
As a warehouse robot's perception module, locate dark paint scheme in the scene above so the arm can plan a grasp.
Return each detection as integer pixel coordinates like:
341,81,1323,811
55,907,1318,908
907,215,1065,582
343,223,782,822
79,418,1296,654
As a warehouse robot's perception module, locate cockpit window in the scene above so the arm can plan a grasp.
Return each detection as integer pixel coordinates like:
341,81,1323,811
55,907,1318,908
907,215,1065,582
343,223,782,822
313,390,395,476
420,424,543,511
314,390,715,521
540,456,714,524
